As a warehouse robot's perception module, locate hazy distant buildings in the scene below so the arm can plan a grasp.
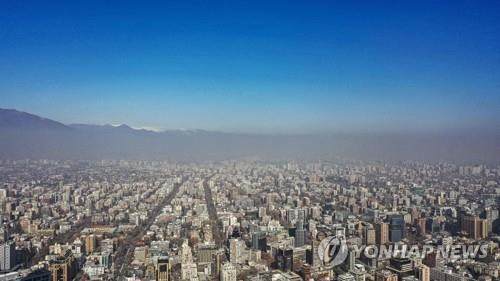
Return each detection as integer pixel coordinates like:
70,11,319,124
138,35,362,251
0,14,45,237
0,156,498,281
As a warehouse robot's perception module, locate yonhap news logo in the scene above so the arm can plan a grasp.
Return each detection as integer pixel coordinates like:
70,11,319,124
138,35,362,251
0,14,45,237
316,238,490,268
317,235,348,268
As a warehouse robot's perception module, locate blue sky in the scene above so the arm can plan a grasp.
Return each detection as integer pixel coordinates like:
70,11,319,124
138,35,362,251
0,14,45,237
1,1,499,133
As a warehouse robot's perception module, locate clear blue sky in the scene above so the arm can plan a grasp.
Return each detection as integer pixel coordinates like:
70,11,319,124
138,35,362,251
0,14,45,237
1,1,499,133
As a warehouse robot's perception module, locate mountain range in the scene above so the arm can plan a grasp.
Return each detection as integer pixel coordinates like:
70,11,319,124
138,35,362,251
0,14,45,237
0,108,499,162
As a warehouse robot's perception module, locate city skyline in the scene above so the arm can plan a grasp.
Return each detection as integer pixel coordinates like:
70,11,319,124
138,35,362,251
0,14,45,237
2,1,500,133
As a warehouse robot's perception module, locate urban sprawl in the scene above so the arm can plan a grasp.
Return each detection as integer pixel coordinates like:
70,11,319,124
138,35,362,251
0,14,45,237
0,160,498,281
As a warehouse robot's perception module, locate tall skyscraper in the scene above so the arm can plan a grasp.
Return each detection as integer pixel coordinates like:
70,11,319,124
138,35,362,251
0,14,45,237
203,223,213,242
229,239,244,264
416,264,430,281
0,241,16,271
275,247,294,272
85,234,96,255
347,248,356,271
180,240,193,264
479,219,489,239
49,250,77,281
251,231,267,252
389,215,405,242
364,224,376,245
294,220,305,247
0,227,9,244
461,215,488,240
376,223,389,245
415,218,426,236
0,189,7,201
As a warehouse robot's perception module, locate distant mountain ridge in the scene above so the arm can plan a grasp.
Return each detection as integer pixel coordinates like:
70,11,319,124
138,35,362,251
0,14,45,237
0,108,70,130
0,108,499,162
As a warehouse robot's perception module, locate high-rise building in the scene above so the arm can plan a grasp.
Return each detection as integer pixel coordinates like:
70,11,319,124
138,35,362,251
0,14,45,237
180,240,193,264
479,219,489,239
416,264,430,281
220,263,236,281
203,224,213,242
346,248,356,271
376,223,389,245
0,241,16,271
0,189,7,201
0,227,9,244
214,251,223,277
85,234,96,255
485,208,499,226
251,232,267,252
308,239,321,268
364,224,376,245
461,215,488,240
49,250,77,281
422,252,438,268
181,262,197,281
389,215,405,242
230,238,245,264
156,257,169,281
415,218,426,236
295,220,305,247
461,215,478,239
197,244,218,263
275,247,294,272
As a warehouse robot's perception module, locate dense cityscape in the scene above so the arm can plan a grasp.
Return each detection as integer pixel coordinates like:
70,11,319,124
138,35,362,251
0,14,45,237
0,159,498,281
